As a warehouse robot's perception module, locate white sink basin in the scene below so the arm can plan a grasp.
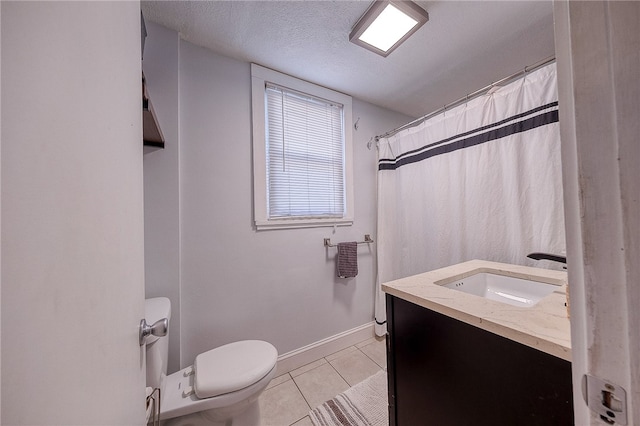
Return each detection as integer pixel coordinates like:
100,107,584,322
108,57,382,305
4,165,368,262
441,272,559,308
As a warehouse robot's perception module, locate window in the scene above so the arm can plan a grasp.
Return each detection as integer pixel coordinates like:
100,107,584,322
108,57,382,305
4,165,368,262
251,64,353,230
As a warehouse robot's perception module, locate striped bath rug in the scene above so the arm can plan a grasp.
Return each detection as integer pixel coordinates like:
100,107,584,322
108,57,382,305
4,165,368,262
309,370,388,426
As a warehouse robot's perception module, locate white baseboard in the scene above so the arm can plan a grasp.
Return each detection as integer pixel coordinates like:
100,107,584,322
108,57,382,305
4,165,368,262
275,322,375,376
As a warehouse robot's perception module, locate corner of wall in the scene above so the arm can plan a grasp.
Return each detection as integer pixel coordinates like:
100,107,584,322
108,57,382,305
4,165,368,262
0,2,3,421
142,20,182,374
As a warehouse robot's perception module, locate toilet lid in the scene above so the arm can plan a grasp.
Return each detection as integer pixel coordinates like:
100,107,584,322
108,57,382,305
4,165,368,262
193,340,278,399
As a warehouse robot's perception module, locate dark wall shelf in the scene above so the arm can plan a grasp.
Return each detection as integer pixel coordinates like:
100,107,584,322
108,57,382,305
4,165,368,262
143,73,164,153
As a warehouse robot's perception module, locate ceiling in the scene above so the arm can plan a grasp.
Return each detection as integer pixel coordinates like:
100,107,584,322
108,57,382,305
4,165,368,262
141,1,555,119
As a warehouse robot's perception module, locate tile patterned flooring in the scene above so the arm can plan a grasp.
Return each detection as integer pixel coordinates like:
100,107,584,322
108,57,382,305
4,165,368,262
258,336,387,426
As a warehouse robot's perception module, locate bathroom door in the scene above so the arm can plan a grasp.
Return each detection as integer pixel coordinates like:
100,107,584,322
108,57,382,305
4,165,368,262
555,1,640,424
1,2,147,424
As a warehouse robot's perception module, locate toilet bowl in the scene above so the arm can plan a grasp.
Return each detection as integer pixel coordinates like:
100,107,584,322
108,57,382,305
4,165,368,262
145,297,278,426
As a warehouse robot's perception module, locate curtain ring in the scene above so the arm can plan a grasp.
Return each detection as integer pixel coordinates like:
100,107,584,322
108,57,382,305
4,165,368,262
521,66,529,85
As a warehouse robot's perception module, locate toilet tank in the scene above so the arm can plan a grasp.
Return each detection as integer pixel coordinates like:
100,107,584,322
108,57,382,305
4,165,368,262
144,297,171,390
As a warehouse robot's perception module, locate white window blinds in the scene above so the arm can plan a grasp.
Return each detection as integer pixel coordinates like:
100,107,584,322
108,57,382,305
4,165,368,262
265,84,346,219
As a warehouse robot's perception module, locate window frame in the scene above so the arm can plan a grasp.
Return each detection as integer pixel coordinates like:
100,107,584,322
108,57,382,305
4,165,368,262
251,63,354,230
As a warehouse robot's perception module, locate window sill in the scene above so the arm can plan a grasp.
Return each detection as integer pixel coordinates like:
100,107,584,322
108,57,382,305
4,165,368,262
255,217,353,231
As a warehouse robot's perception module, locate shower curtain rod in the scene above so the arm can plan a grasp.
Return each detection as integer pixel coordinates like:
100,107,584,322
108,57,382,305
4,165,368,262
372,56,556,145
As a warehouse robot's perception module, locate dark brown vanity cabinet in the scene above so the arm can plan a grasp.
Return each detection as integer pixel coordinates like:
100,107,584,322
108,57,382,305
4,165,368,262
385,294,574,426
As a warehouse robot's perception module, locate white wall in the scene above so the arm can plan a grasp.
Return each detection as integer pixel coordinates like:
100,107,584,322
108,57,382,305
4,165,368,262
2,2,146,423
0,4,3,419
143,21,181,374
142,24,412,369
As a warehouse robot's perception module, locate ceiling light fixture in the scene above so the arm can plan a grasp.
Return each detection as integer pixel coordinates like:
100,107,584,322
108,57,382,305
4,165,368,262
349,1,429,57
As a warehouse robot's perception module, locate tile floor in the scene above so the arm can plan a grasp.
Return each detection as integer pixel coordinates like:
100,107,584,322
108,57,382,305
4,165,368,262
258,336,387,426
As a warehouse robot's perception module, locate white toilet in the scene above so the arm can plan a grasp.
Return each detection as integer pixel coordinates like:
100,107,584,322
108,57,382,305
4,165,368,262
145,297,278,426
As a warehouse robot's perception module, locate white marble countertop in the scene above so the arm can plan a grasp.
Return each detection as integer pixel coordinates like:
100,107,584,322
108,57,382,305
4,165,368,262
382,259,571,361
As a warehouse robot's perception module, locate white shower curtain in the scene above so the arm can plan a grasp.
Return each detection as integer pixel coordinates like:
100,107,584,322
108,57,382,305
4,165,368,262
374,63,564,336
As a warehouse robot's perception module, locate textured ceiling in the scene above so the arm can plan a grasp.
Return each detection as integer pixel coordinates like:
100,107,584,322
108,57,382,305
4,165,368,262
141,0,555,119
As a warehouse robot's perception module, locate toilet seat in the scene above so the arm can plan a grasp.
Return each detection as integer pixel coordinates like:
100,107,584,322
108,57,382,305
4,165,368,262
161,362,277,422
193,340,278,399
